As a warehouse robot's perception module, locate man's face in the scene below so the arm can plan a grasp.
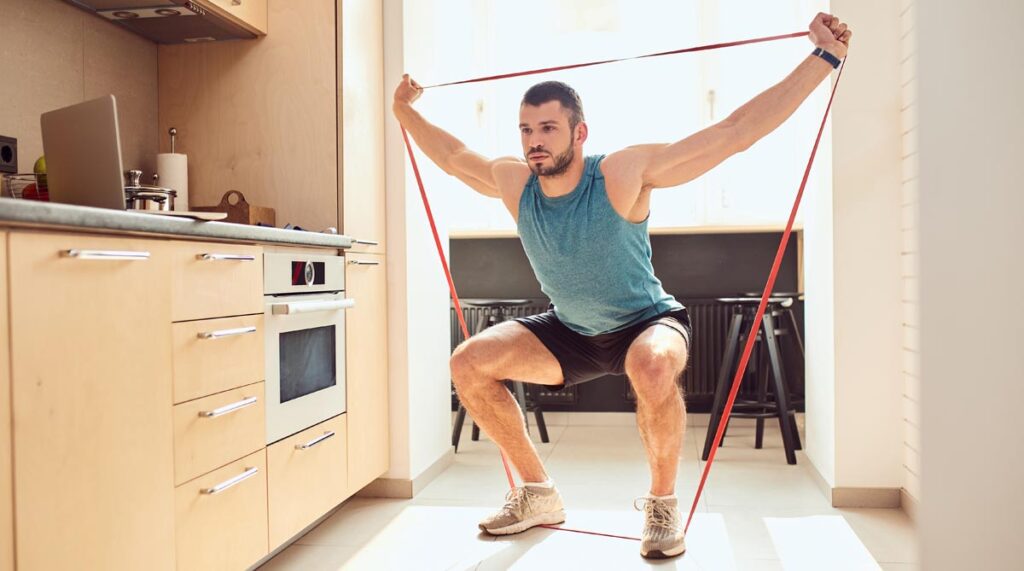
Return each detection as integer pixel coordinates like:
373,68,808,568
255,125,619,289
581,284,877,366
519,101,579,177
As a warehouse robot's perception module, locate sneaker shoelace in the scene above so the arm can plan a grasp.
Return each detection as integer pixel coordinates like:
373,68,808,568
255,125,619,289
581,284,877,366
501,487,537,518
633,497,680,533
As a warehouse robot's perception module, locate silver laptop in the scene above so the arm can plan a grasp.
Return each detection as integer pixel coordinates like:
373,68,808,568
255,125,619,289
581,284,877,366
41,94,128,210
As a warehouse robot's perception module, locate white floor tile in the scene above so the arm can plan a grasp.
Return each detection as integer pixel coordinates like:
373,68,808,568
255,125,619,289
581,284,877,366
765,515,881,570
840,508,918,564
265,421,914,570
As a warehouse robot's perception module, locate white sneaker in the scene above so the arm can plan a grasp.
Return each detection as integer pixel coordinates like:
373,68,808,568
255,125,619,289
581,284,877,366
478,485,566,535
635,496,686,559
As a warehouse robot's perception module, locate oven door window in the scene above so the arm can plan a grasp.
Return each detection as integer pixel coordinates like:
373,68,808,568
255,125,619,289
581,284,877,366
278,325,337,403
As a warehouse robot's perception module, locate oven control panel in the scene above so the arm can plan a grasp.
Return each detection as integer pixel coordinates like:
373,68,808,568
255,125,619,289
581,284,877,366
264,252,345,295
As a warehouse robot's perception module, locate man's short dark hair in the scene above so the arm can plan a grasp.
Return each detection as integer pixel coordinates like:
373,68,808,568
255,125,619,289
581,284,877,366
522,81,585,130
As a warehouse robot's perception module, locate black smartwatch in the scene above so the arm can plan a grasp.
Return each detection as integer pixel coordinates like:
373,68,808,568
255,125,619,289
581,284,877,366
812,47,842,69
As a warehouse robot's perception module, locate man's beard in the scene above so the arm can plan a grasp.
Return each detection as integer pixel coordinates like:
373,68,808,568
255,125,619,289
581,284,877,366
528,145,575,177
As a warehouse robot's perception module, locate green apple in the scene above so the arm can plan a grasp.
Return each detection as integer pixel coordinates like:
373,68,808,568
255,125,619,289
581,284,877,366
33,155,46,175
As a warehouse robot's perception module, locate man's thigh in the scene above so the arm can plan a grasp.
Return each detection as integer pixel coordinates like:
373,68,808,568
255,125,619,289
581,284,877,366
456,321,564,386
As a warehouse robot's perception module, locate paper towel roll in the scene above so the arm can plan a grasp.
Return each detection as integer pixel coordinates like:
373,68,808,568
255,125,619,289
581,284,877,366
157,153,188,211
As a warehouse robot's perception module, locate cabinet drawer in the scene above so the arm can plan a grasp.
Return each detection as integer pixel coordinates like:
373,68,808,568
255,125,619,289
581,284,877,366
176,450,268,571
173,314,264,403
206,0,268,34
174,383,266,486
267,415,347,548
170,242,262,322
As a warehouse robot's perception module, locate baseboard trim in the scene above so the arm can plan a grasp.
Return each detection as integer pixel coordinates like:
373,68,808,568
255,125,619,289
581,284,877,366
355,449,455,499
804,461,900,508
900,488,919,521
832,487,901,508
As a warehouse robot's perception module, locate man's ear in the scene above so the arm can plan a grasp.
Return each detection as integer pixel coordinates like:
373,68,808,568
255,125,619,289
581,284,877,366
575,122,589,146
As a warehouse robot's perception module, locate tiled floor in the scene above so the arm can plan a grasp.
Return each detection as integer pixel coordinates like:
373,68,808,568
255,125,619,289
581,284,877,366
259,414,917,570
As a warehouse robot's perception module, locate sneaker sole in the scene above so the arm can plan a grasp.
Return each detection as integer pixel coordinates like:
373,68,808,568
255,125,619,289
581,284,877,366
641,542,686,559
479,509,567,536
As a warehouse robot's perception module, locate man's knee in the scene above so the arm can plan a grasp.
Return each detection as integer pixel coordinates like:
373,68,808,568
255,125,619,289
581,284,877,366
450,339,493,389
627,348,683,402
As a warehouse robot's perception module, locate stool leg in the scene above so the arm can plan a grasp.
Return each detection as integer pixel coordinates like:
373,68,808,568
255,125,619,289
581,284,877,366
782,310,806,444
452,404,467,452
525,385,550,443
785,308,805,357
472,422,480,441
768,313,803,451
763,312,798,465
755,345,769,450
534,406,550,443
703,310,744,460
513,381,531,435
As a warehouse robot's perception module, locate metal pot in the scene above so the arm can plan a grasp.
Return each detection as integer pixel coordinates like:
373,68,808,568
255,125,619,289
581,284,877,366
124,169,176,211
125,186,177,211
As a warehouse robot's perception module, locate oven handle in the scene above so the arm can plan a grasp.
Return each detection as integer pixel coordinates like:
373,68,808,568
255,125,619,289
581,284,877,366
271,298,355,315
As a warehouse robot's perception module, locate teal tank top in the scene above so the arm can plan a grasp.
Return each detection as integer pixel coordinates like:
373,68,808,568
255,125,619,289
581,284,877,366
517,154,682,336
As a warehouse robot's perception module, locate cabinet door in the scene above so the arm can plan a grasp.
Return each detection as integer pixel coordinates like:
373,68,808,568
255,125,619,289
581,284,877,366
345,252,388,493
203,0,269,35
0,233,11,571
9,232,175,570
267,414,347,548
340,0,386,253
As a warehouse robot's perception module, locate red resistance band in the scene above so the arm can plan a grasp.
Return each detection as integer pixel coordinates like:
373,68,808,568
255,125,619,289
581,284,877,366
400,31,845,541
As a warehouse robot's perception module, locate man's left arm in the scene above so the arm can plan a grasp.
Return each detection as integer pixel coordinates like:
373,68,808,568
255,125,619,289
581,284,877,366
606,13,851,192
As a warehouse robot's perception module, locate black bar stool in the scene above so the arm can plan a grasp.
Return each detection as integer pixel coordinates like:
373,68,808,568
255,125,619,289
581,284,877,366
701,296,803,465
451,299,549,452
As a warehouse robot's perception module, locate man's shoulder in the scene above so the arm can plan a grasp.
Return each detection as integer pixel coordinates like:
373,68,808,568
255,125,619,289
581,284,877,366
493,158,531,188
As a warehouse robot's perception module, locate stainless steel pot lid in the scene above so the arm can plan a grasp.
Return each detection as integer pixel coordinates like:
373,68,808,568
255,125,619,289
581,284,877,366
125,185,177,197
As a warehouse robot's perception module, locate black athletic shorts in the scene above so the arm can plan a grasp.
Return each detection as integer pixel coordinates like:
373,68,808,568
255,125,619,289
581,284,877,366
513,305,692,388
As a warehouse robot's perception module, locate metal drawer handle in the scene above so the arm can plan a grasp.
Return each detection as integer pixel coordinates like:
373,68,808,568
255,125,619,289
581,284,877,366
61,249,150,260
347,260,380,266
295,430,335,450
199,396,258,418
200,466,259,495
353,238,379,246
197,326,258,340
197,253,256,261
271,298,355,315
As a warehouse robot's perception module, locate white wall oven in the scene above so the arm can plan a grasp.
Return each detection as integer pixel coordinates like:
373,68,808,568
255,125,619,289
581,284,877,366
264,252,352,444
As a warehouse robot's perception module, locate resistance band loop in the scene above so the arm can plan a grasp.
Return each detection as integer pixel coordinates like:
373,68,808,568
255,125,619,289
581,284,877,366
400,30,844,542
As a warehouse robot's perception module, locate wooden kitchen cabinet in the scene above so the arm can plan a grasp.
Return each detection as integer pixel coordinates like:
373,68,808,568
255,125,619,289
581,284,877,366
0,232,12,571
200,0,269,35
158,0,338,233
340,0,387,253
345,252,389,494
158,0,387,248
8,232,175,570
267,414,348,548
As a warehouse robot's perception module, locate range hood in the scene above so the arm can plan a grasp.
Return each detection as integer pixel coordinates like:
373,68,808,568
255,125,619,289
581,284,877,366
65,0,259,44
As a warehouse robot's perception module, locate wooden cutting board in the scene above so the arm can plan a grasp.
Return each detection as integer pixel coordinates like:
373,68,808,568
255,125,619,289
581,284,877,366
140,211,228,221
193,190,276,226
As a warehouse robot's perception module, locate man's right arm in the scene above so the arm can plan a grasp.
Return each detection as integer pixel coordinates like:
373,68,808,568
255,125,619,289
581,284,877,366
392,75,513,198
